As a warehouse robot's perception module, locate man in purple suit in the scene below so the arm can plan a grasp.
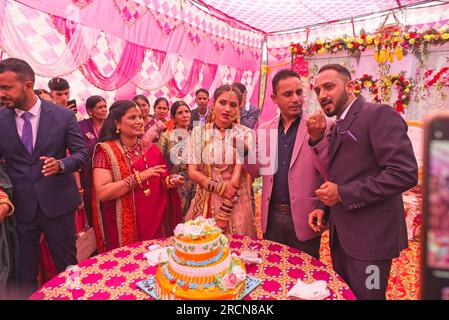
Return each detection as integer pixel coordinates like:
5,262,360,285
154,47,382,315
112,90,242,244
0,58,88,297
308,64,418,299
245,69,328,259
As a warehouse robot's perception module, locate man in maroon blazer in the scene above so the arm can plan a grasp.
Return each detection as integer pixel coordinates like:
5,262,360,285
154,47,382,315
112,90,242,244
308,64,418,299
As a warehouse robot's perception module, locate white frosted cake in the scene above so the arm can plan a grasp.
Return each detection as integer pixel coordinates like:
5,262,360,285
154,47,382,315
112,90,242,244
154,217,246,300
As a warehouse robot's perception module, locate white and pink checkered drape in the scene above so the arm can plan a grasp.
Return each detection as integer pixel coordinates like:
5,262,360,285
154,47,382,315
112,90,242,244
0,0,262,116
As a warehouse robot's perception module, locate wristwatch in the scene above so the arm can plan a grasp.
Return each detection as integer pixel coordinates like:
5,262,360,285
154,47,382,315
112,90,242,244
58,160,65,174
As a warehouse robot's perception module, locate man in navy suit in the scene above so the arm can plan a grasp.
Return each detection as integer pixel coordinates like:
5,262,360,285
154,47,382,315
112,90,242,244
0,58,88,297
308,64,417,299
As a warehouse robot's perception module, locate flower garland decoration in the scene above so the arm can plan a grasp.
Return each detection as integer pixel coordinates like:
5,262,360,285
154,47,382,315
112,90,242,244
424,66,449,101
381,73,414,113
353,73,414,113
290,24,449,65
374,24,404,65
354,74,381,103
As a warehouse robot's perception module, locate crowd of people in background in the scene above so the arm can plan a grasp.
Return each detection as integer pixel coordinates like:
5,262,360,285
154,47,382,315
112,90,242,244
0,57,418,300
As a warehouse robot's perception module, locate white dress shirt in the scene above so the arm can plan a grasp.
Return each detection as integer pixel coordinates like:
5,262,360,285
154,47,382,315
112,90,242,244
338,98,356,121
14,96,42,148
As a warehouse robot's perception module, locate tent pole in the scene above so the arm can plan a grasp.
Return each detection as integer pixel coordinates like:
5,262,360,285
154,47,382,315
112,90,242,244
258,36,268,111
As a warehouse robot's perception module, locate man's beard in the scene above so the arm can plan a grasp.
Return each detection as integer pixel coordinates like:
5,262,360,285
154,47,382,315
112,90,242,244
322,91,349,117
2,89,28,110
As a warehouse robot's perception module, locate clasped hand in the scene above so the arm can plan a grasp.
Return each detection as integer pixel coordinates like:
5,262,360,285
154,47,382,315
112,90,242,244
315,181,340,206
40,156,61,176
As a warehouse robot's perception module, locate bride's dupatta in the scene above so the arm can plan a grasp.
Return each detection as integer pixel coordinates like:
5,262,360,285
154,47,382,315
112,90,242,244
188,123,213,219
91,141,137,253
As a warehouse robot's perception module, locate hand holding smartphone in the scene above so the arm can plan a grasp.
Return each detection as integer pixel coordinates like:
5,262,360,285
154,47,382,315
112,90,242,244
67,99,77,113
421,112,449,300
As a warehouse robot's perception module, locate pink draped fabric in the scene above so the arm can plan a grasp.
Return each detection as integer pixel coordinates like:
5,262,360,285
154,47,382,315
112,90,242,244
153,50,166,67
168,59,202,97
8,4,261,98
258,72,276,125
114,81,137,100
16,0,262,71
79,42,146,90
249,75,260,106
201,63,218,90
55,15,146,90
234,69,244,84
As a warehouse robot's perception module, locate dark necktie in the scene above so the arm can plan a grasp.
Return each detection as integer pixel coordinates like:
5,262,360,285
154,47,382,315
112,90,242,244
21,112,33,154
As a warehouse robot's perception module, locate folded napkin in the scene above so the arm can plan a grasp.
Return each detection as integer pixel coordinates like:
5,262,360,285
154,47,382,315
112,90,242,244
144,246,172,266
287,280,330,300
239,250,262,264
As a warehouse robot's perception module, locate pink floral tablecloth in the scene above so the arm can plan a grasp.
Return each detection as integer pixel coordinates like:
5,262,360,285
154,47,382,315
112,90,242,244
29,235,356,300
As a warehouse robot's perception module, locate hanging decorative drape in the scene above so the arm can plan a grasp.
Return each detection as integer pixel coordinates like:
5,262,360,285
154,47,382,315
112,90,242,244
208,65,232,98
201,64,218,90
1,0,262,108
14,0,263,71
168,59,201,98
79,42,146,90
233,69,245,85
131,52,178,91
53,15,146,90
0,1,100,77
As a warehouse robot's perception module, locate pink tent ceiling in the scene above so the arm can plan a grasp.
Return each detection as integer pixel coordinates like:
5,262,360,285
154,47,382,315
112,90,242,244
194,0,429,33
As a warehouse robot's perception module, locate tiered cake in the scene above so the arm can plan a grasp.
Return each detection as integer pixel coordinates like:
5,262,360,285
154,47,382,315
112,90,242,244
155,217,246,300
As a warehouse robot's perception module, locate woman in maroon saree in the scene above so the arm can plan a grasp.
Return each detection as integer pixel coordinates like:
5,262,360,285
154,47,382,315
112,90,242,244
92,100,183,252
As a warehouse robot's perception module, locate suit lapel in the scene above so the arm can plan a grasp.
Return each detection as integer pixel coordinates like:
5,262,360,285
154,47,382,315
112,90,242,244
270,116,279,157
33,101,54,160
329,96,364,162
289,114,307,169
2,109,31,157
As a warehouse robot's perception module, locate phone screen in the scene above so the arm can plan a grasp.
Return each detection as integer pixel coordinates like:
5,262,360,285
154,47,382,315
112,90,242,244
422,114,449,299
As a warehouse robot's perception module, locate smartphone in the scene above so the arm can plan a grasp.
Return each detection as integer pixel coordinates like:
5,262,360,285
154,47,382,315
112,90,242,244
421,112,449,300
67,99,77,113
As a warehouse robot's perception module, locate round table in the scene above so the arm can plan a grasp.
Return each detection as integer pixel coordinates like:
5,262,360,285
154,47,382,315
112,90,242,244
29,235,356,300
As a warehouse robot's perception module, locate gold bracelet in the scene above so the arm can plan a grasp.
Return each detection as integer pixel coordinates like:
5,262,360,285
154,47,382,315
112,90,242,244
217,181,227,196
134,171,142,186
222,198,234,207
215,214,230,222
